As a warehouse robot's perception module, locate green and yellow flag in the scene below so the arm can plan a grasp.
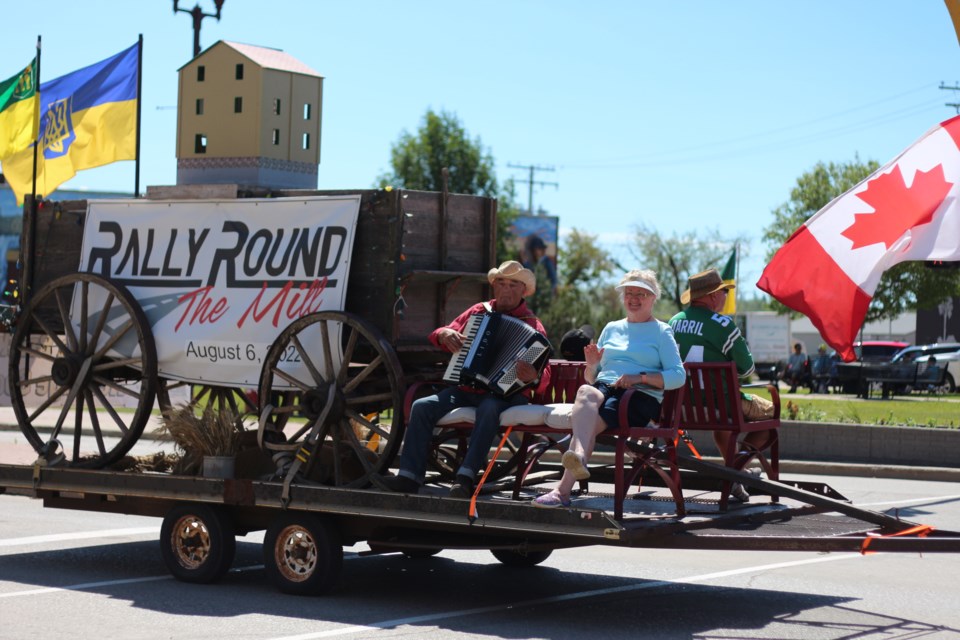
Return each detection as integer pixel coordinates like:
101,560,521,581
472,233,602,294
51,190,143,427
0,58,38,160
720,245,737,315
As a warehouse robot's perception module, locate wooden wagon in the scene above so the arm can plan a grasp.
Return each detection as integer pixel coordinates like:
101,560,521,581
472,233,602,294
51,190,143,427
7,185,498,486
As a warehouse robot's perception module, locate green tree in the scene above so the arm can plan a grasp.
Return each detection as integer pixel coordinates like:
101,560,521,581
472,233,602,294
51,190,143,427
377,108,518,263
378,109,497,196
627,223,746,318
536,228,621,348
763,157,960,321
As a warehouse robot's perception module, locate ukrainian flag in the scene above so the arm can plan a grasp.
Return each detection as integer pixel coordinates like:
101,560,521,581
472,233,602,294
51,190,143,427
3,42,139,205
0,57,38,160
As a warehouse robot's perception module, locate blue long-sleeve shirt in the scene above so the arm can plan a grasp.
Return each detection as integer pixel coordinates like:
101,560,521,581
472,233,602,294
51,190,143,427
594,318,686,402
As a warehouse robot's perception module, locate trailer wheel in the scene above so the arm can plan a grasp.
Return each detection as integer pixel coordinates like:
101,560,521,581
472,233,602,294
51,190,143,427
491,548,553,567
257,311,405,487
160,504,236,584
263,513,342,596
8,273,158,468
403,548,442,559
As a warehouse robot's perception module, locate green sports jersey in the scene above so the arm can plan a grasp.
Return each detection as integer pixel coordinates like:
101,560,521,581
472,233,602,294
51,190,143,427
669,305,755,378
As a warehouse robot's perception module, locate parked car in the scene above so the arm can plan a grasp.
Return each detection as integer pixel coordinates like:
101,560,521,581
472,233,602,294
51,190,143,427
834,341,909,393
888,343,960,393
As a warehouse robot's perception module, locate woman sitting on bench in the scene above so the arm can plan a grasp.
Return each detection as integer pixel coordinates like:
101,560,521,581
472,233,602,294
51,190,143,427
533,269,685,508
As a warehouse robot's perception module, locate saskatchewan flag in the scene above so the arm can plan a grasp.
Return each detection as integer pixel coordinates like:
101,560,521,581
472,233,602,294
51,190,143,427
720,246,737,315
3,42,139,205
0,58,38,160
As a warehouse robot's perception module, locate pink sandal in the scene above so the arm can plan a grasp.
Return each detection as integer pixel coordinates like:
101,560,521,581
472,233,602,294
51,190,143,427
533,490,572,508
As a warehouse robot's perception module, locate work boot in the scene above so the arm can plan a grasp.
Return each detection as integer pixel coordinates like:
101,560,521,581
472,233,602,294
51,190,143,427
380,474,420,494
448,474,474,499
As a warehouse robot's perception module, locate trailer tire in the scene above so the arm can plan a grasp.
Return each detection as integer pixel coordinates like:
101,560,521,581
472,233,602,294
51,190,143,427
160,504,236,584
491,548,552,567
402,548,442,559
264,513,342,596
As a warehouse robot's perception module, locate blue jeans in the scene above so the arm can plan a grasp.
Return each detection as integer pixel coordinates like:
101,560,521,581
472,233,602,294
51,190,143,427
396,386,529,484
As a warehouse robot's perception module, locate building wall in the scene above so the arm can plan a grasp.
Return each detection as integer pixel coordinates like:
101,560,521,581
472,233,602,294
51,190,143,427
917,298,959,344
790,311,916,355
178,46,264,159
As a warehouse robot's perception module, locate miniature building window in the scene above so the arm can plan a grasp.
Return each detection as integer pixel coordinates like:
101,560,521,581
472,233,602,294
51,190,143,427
273,98,281,115
302,133,310,150
196,99,204,115
235,63,244,80
195,134,207,154
303,103,311,120
197,65,205,82
272,129,280,145
234,97,242,113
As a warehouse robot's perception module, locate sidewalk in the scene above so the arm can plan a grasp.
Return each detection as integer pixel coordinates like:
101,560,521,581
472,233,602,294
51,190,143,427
1,405,958,482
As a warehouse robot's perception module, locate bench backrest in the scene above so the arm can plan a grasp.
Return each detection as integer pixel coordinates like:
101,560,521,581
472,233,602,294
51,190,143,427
679,361,747,428
533,359,588,404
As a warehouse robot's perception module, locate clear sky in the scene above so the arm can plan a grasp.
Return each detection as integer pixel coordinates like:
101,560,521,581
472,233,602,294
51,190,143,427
2,1,959,300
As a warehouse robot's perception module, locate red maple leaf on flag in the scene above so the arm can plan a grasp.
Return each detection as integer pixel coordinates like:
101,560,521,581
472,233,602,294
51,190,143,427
841,164,953,250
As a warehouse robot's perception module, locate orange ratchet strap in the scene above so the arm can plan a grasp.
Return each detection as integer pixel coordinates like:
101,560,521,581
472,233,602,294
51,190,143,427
860,524,935,554
468,425,513,521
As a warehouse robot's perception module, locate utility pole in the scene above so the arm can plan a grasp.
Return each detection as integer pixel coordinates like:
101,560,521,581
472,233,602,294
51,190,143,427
507,163,558,215
939,82,960,114
173,0,225,57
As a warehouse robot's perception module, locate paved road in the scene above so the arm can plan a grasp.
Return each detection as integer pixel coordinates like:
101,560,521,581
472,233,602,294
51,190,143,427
1,473,959,640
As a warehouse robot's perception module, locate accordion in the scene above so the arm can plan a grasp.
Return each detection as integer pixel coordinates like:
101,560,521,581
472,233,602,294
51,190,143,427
443,312,552,396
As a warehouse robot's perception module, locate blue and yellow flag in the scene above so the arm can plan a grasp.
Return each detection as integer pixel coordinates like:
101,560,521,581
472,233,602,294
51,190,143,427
720,245,737,315
3,42,139,205
0,57,38,160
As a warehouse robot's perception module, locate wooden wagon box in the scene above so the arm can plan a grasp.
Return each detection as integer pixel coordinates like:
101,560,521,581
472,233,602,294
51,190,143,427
22,186,499,378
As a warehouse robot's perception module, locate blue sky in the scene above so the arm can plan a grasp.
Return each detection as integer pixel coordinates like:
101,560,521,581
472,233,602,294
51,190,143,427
2,1,959,300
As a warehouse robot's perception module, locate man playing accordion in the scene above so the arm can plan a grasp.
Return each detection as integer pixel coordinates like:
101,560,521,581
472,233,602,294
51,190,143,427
382,260,551,498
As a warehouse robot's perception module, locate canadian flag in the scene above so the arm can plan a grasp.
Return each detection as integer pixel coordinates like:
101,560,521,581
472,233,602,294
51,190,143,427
758,115,960,362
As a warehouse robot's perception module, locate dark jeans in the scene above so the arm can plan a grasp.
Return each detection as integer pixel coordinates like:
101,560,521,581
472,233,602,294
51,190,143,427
396,386,529,484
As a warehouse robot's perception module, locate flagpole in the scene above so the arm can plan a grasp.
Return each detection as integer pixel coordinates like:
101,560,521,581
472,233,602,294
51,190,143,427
24,35,41,303
134,34,143,198
28,35,41,206
734,240,740,315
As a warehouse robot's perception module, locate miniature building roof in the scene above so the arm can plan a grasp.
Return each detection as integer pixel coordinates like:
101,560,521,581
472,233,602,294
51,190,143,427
180,40,323,78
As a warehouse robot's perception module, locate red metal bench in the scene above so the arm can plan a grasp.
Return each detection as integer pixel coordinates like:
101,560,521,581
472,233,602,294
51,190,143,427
677,361,781,509
403,359,687,520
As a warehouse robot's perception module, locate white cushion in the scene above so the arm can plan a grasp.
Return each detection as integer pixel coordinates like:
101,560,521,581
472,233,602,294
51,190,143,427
435,403,552,427
543,403,575,430
437,407,477,425
500,404,550,425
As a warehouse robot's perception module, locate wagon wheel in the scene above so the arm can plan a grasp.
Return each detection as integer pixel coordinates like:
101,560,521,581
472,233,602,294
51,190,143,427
428,428,525,483
156,380,258,430
257,311,404,488
7,273,158,468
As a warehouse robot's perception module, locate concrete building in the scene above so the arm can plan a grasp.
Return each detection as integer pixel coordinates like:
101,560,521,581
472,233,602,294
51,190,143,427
176,41,323,189
790,311,916,354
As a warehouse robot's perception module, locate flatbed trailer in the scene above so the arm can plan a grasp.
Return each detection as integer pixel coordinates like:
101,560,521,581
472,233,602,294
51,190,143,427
3,456,959,595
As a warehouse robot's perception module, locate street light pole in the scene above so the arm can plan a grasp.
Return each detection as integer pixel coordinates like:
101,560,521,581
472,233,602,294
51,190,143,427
173,0,225,57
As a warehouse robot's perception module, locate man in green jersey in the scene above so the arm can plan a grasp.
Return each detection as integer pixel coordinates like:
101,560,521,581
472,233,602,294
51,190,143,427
669,269,776,501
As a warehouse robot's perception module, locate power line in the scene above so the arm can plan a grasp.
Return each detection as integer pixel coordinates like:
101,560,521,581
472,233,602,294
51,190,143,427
507,163,558,215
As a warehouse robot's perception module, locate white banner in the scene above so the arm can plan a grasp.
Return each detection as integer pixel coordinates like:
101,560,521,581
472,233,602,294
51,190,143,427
76,196,361,388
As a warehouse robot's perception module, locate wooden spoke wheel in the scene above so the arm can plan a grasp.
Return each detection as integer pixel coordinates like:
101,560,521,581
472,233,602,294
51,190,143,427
428,429,525,483
257,311,404,488
7,273,158,468
157,380,258,430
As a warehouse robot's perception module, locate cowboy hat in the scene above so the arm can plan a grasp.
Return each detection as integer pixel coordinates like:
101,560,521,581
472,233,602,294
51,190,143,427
487,260,536,296
680,268,735,305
